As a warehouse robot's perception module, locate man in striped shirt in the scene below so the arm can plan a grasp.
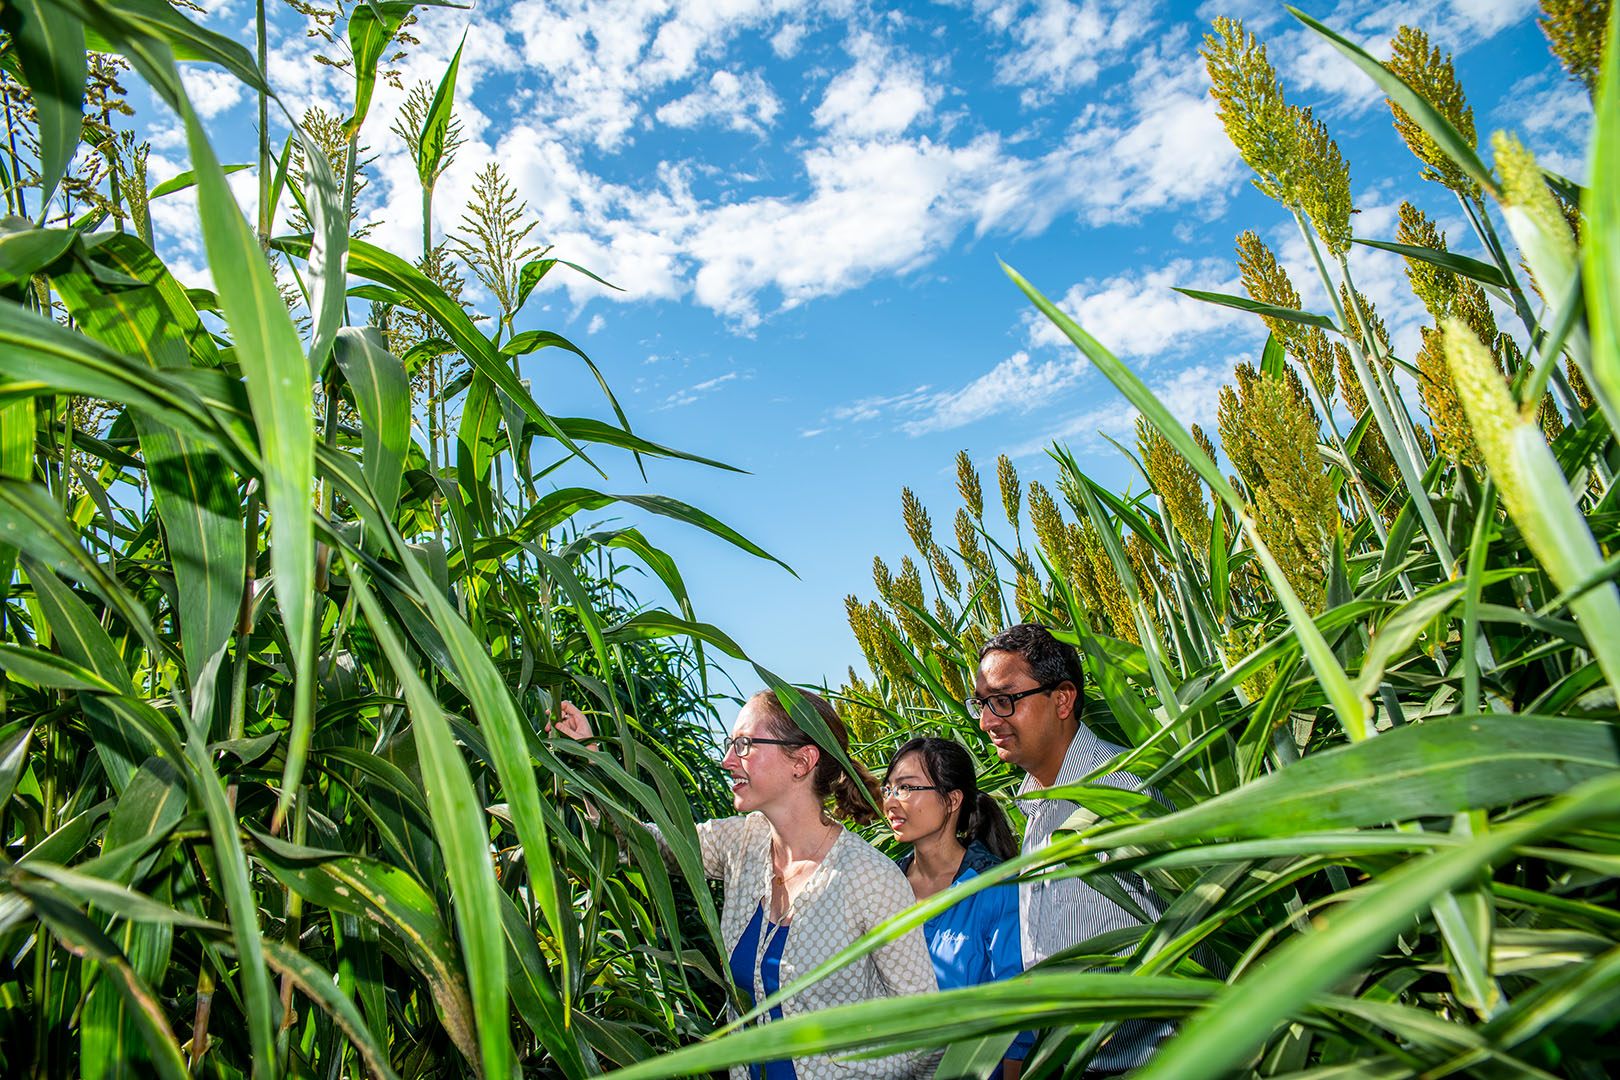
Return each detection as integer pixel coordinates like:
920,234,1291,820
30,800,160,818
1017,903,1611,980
972,624,1171,1077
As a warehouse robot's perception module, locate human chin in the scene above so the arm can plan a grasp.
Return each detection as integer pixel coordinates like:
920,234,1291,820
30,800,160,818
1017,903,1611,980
985,729,1018,762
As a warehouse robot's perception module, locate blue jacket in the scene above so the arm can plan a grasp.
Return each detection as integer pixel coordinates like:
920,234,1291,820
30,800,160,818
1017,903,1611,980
897,841,1035,1061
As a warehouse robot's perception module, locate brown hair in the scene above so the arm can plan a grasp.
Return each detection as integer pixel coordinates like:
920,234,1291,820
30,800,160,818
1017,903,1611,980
748,689,883,825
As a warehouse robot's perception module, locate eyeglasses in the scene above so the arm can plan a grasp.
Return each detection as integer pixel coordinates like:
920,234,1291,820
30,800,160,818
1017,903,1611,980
966,681,1062,718
719,735,806,759
880,783,940,800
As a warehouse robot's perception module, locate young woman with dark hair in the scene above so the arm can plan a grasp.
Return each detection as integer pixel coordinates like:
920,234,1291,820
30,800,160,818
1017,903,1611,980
884,737,1033,1079
552,691,937,1080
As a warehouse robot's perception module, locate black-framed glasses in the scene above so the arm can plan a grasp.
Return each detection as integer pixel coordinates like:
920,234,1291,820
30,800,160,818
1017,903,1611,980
720,735,806,759
880,783,940,800
966,681,1061,718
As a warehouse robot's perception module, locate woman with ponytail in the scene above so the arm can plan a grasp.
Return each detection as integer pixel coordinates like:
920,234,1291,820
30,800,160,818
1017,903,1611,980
552,691,936,1080
884,737,1033,1078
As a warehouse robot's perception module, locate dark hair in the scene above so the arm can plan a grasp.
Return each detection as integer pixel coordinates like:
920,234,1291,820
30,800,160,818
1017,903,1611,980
749,689,883,825
978,622,1084,713
885,737,1017,861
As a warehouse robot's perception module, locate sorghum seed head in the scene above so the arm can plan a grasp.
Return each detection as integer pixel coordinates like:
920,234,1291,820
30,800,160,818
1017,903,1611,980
997,455,1021,531
1387,26,1480,196
956,450,984,519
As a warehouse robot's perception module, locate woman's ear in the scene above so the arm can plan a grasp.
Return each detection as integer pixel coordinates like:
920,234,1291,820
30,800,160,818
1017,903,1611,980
945,789,964,817
793,744,820,778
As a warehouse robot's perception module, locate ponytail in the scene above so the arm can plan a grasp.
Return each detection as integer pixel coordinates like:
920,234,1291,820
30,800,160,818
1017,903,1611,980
886,737,1014,859
831,760,884,826
966,790,1017,861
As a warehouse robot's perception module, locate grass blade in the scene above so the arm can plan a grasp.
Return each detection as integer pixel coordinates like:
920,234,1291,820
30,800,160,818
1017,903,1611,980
262,941,403,1080
1132,773,1620,1080
333,326,410,528
1584,0,1620,415
275,235,603,477
1353,238,1507,289
349,570,513,1080
178,84,315,829
1172,287,1336,331
4,0,85,214
19,885,191,1080
416,33,465,186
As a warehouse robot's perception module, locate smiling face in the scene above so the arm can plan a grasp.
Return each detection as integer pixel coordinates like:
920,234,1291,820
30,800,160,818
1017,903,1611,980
718,699,810,815
975,648,1078,786
883,751,962,846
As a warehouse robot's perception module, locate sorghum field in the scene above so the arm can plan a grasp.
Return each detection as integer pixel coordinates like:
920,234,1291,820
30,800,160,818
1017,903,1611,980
1,1,1617,1079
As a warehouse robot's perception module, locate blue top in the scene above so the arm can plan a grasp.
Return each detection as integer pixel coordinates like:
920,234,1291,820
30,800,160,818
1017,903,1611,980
898,841,1035,1061
729,901,796,1080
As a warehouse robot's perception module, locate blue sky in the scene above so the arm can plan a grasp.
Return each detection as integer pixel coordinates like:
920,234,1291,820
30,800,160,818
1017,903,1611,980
147,0,1592,697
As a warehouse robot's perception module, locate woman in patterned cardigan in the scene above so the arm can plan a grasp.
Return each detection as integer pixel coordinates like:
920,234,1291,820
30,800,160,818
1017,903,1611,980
554,690,938,1080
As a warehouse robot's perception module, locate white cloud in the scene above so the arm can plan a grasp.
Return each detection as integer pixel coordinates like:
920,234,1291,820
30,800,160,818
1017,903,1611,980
987,0,1153,103
979,37,1244,233
684,136,1004,324
1003,361,1231,458
772,21,808,57
1446,0,1538,37
180,66,246,119
1496,71,1592,177
902,350,1087,434
660,370,738,408
657,69,782,134
505,0,796,151
587,313,606,334
812,33,936,137
1024,258,1248,358
830,386,935,423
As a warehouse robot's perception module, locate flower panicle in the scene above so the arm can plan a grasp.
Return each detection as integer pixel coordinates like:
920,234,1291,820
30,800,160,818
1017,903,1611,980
1136,416,1211,556
1493,131,1579,306
1235,231,1303,347
956,450,984,519
1027,481,1071,579
872,556,895,603
1396,201,1459,319
1293,105,1354,257
1218,362,1338,612
997,454,1021,532
1538,0,1609,97
930,542,961,600
1416,325,1484,468
1386,25,1480,196
901,487,934,558
1203,16,1299,206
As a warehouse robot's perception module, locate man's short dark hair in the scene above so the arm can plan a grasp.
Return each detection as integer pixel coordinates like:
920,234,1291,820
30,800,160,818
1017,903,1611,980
978,623,1084,705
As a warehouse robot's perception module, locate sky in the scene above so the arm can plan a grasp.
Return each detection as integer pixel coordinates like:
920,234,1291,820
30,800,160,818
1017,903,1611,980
141,0,1594,700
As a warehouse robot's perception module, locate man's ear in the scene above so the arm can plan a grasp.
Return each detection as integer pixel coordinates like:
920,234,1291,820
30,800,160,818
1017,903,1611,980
1053,680,1079,722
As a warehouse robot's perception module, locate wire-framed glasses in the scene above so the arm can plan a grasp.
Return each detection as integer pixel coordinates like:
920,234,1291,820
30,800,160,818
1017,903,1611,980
880,782,940,800
965,681,1061,718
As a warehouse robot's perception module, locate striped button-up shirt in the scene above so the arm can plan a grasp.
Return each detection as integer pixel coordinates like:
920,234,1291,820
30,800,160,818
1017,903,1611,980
1017,723,1172,1072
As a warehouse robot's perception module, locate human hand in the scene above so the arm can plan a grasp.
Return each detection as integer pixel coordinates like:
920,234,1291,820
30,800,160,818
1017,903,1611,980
548,700,599,750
